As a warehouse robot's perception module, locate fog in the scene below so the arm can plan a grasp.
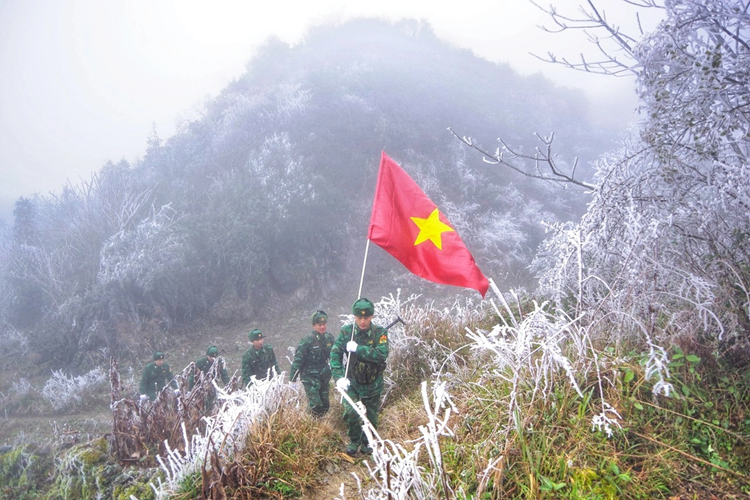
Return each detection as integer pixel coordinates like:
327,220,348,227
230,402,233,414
0,1,665,223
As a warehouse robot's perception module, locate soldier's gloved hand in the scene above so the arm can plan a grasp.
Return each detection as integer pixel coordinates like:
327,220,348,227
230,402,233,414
173,389,180,396
346,340,358,353
336,378,350,391
139,394,148,404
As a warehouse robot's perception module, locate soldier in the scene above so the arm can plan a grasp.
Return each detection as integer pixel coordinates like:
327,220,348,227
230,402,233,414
189,345,230,389
139,351,177,402
330,298,389,456
242,329,280,386
290,310,335,417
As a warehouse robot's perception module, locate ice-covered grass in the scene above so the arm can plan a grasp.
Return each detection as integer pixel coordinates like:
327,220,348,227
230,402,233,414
151,373,291,497
336,380,456,499
145,284,685,498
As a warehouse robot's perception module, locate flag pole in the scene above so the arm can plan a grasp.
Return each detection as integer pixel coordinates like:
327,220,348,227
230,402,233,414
357,239,371,300
341,239,371,401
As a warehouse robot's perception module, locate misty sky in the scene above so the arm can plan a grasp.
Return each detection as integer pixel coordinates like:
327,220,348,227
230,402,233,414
0,0,664,223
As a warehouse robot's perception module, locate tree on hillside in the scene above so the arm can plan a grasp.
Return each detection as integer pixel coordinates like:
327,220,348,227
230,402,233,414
5,197,43,327
526,0,750,359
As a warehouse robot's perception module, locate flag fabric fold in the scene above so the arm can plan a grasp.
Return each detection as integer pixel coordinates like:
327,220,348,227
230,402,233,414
367,151,489,297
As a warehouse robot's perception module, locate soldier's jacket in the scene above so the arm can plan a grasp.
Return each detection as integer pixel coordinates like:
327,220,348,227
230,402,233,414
290,330,335,382
330,323,388,386
242,345,280,385
139,362,175,400
189,355,230,388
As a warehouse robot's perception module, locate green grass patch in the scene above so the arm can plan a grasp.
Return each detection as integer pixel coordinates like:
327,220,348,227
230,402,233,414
425,342,750,498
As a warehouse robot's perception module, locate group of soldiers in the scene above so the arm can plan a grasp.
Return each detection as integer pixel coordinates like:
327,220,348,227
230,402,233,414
138,297,389,456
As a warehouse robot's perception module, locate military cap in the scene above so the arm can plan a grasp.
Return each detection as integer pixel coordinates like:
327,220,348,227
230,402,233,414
206,346,219,356
248,329,263,341
312,310,328,325
154,351,165,360
352,298,375,317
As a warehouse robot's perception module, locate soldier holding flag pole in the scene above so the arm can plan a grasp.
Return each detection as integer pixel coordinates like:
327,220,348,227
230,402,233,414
332,151,488,456
330,298,389,456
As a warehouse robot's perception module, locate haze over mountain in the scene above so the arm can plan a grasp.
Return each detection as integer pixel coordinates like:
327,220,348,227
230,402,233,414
1,18,612,367
0,1,657,224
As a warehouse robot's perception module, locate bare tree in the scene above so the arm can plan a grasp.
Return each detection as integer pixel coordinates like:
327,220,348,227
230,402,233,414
451,1,666,189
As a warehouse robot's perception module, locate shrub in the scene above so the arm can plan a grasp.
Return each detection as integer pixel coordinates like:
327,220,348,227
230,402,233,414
0,377,47,416
41,367,108,413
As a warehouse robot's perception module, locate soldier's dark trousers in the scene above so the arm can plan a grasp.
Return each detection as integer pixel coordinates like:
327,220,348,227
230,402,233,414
302,374,331,416
341,378,383,446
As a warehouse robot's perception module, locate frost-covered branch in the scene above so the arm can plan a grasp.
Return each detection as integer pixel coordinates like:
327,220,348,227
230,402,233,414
448,128,596,190
529,0,665,76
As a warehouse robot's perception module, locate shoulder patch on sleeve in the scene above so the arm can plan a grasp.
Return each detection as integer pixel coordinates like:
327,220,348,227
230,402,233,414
379,334,387,344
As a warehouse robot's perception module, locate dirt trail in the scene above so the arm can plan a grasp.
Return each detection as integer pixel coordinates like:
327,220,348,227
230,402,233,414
303,454,374,499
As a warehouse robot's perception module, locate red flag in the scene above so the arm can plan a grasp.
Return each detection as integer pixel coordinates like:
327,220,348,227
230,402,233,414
368,151,489,297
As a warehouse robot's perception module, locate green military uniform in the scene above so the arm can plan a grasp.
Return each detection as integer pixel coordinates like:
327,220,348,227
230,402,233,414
189,346,230,389
242,329,281,386
291,311,335,416
330,299,389,454
139,351,176,400
195,355,229,385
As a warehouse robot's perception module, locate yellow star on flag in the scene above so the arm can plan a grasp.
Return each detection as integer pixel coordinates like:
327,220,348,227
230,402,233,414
410,208,454,250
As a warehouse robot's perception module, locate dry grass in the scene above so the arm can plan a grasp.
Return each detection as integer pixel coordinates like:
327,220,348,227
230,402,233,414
212,401,346,498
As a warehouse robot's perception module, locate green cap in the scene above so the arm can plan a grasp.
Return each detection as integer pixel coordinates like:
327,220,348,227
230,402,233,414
154,351,165,360
206,346,219,357
312,310,328,325
248,329,263,341
352,298,375,317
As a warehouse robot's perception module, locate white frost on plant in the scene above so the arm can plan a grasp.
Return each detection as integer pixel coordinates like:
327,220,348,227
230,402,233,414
469,280,625,440
151,373,288,497
42,367,107,412
644,340,673,397
336,380,457,499
468,281,585,404
591,402,622,439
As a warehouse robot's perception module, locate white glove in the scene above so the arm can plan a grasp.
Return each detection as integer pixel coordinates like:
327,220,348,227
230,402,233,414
139,394,148,403
173,389,180,396
346,340,358,353
336,378,350,391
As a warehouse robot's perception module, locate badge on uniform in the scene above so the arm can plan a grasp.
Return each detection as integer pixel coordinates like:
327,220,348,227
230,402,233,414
379,335,387,344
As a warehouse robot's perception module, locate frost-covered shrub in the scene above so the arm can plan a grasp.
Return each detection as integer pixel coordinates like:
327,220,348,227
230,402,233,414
533,0,750,357
41,367,108,413
98,204,185,293
10,377,33,397
466,281,635,445
1,377,47,416
536,142,729,344
0,322,29,360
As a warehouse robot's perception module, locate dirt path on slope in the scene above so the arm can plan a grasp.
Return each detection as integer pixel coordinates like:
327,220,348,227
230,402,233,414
302,453,375,500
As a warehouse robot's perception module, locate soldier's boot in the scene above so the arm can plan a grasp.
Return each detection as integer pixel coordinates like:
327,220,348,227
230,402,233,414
360,443,373,455
346,442,359,456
